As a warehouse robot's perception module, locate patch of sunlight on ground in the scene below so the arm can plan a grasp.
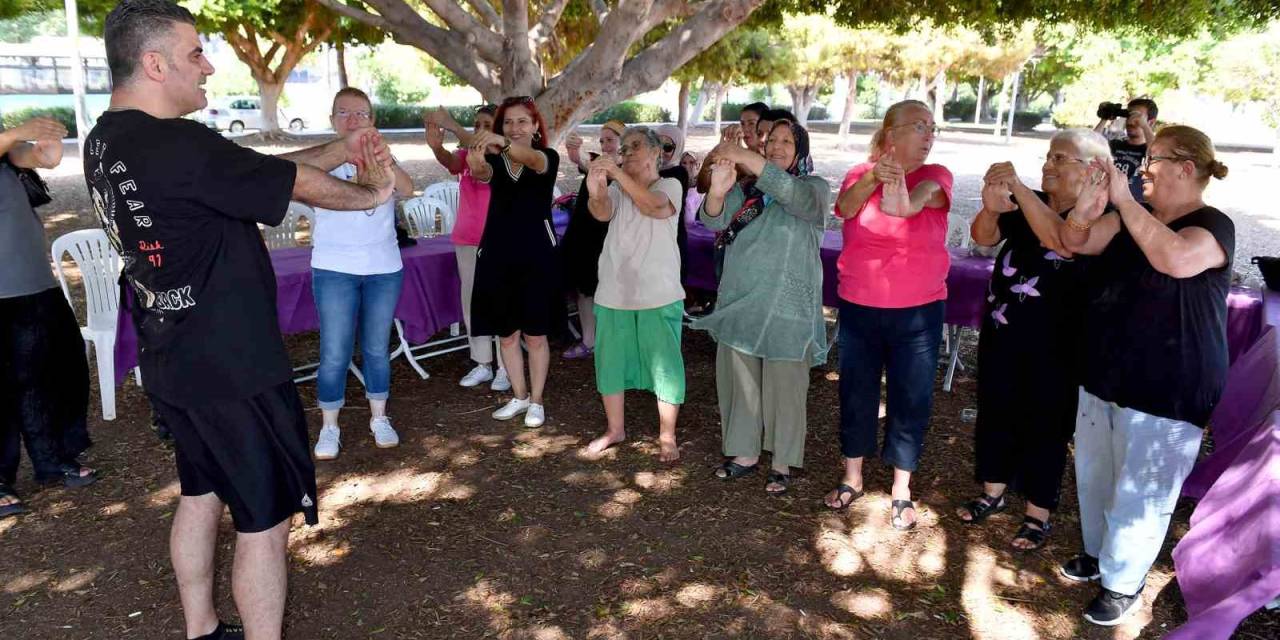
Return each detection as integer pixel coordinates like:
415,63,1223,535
97,501,128,517
4,572,50,593
293,469,472,542
674,582,724,608
632,469,686,493
620,597,674,622
511,431,581,459
52,568,101,592
619,566,680,598
560,470,626,490
458,579,517,634
831,587,892,619
962,544,1039,640
145,480,182,508
585,620,629,639
293,537,352,568
815,501,948,580
577,548,607,570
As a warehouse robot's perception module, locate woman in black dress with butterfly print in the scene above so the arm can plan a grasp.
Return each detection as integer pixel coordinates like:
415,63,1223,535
957,129,1112,551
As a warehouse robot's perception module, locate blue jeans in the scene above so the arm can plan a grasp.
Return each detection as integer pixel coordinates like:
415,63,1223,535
312,268,403,410
837,299,944,471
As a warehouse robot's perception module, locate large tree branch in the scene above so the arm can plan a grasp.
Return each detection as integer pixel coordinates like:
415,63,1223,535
500,0,539,94
463,0,500,28
587,0,609,24
365,0,504,62
313,0,388,29
530,0,572,46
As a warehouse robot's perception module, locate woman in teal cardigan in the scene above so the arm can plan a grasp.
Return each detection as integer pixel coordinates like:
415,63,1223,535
694,120,829,496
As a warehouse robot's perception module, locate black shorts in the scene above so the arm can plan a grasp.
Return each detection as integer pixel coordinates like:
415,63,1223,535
149,381,319,533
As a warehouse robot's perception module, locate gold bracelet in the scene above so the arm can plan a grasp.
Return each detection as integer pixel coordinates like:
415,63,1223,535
1065,215,1093,232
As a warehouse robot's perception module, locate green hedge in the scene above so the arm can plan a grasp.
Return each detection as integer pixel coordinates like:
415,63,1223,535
585,101,670,124
1012,111,1045,132
944,97,977,122
2,106,76,137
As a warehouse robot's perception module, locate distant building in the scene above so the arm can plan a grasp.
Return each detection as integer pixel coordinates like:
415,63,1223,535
0,37,110,95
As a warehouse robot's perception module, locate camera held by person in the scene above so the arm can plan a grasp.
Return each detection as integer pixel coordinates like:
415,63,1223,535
1094,98,1159,202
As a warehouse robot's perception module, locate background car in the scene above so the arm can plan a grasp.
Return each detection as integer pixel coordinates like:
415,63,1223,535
201,97,307,133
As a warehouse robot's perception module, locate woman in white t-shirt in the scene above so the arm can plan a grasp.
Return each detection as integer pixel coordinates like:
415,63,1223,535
580,127,686,462
311,88,415,461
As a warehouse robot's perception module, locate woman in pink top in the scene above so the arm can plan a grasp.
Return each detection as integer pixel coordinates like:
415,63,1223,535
425,105,511,391
824,100,953,531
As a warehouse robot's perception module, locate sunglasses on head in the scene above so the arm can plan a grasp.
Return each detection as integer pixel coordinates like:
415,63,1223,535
502,95,536,107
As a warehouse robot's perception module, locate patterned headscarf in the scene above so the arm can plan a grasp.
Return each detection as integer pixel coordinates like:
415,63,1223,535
715,122,813,251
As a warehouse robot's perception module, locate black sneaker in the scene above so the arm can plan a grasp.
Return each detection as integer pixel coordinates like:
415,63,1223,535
1083,585,1143,626
1060,553,1100,582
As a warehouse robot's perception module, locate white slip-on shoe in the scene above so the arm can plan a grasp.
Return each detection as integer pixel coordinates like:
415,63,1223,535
490,367,512,392
492,396,531,421
370,417,399,448
314,425,341,460
524,403,546,428
459,364,494,388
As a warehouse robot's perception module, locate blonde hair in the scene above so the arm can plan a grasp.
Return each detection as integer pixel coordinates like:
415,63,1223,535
1154,125,1228,183
869,99,930,161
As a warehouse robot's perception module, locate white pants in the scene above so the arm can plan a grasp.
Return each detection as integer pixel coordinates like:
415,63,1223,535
1074,387,1203,595
455,245,494,364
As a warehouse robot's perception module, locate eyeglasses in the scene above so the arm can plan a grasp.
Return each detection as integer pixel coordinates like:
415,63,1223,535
334,109,370,120
893,121,940,136
1044,152,1085,166
661,143,676,153
1140,155,1180,170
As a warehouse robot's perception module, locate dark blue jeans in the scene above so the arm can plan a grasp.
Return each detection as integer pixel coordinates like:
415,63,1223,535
312,268,403,410
837,299,944,471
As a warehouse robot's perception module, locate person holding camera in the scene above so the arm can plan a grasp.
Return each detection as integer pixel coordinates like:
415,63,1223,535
1093,98,1157,202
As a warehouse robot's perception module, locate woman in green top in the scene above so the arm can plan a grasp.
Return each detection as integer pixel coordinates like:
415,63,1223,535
695,121,829,495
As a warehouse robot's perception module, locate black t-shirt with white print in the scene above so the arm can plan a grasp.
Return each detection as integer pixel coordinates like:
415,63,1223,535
1108,139,1147,203
83,109,297,407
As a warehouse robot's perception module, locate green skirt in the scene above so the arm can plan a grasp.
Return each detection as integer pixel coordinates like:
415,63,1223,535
593,301,685,404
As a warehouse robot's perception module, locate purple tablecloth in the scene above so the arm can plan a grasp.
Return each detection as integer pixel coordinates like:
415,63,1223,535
1170,328,1280,639
683,225,994,329
114,236,463,382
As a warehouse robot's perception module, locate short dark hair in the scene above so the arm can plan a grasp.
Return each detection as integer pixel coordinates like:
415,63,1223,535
104,0,197,86
764,108,797,124
741,102,769,118
1127,98,1158,121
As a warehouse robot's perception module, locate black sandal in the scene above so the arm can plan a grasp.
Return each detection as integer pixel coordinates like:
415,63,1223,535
825,483,864,510
0,483,27,519
37,463,98,489
1012,515,1052,551
958,492,1007,524
765,470,791,496
891,499,917,531
713,460,758,481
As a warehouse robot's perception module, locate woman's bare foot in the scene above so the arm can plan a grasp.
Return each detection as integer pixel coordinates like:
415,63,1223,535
824,477,863,509
582,431,626,458
657,436,680,462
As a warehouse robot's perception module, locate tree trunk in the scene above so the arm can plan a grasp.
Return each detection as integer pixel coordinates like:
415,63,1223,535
255,78,285,135
974,76,985,124
788,85,818,127
712,84,728,135
993,75,1010,137
336,42,349,89
838,71,858,146
690,81,716,125
677,80,691,135
932,70,946,124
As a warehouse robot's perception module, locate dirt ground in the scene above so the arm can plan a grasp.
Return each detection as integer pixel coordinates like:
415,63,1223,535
3,126,1277,639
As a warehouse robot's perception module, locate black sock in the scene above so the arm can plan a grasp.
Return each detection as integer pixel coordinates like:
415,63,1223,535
191,622,244,640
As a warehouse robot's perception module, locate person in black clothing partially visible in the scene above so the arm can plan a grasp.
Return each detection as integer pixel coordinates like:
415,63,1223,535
1093,98,1157,202
85,3,395,639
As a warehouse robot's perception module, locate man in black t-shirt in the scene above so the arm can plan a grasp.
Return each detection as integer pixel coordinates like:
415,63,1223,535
86,3,396,639
1094,98,1157,202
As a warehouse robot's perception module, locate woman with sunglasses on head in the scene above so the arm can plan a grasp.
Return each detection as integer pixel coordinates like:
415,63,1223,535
560,120,626,360
467,96,561,429
827,100,951,530
957,129,1113,551
310,88,415,460
1056,125,1233,626
695,120,829,495
425,105,512,392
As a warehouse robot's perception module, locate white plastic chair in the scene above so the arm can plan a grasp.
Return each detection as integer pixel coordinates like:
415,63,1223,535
946,212,971,250
401,196,448,237
260,213,299,250
423,182,460,218
288,202,315,245
941,213,972,392
427,196,458,234
51,229,131,421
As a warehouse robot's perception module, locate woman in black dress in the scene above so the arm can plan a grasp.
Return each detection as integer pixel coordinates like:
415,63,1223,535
467,96,561,429
958,129,1112,550
559,120,624,359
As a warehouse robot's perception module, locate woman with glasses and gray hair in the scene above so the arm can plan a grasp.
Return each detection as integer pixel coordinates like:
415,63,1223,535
311,87,415,460
827,100,951,529
956,129,1112,551
696,120,829,496
580,127,686,462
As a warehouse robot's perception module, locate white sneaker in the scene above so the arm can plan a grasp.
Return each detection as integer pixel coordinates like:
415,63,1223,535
459,364,494,388
314,425,341,460
524,403,546,428
370,416,399,448
492,397,530,421
491,367,512,392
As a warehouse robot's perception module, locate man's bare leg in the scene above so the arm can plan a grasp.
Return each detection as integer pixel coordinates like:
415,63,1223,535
232,518,291,640
172,493,223,638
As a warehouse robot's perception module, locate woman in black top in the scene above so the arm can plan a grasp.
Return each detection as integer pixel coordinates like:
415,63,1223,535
958,129,1112,551
560,120,624,359
467,97,561,429
1058,125,1234,626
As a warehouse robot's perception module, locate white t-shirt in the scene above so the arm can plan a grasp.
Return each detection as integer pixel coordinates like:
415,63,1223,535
310,163,402,275
594,177,685,310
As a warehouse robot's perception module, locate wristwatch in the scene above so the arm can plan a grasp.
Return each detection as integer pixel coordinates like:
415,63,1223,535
500,137,511,153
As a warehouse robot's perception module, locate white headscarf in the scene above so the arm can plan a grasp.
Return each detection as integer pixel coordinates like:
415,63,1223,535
655,124,685,170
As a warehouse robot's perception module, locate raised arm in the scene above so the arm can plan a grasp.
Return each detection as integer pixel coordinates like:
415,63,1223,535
1061,160,1122,255
279,127,388,172
293,134,395,212
473,131,548,174
427,107,476,147
585,162,613,222
602,161,674,220
970,168,1018,247
425,121,465,175
1098,161,1226,278
985,162,1072,255
1,117,66,169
